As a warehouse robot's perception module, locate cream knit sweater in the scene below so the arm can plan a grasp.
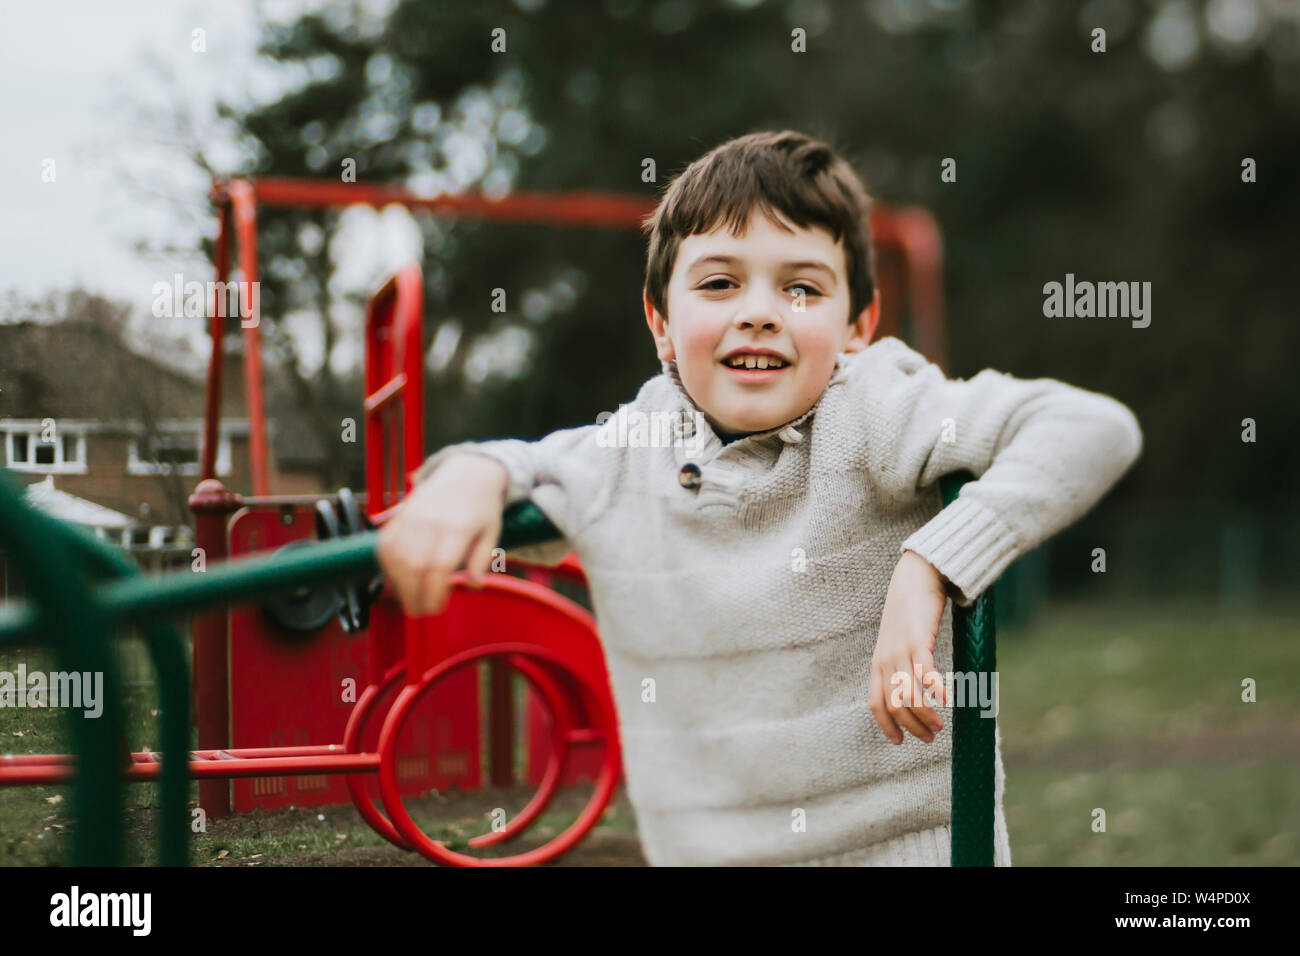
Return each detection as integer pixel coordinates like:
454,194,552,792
414,337,1143,866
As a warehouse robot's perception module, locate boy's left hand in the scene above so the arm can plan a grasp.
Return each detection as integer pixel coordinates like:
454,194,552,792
868,550,951,746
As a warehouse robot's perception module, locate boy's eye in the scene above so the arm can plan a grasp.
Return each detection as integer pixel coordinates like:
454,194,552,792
699,279,822,296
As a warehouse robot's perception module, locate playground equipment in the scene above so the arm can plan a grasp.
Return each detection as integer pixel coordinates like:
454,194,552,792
199,176,954,812
0,175,998,866
204,257,621,852
0,468,995,866
215,267,479,815
0,475,620,865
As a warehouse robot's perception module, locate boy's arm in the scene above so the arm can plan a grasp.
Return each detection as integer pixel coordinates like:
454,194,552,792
858,340,1143,607
412,423,611,567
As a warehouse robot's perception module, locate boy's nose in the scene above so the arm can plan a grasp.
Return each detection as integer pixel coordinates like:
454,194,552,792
732,291,785,332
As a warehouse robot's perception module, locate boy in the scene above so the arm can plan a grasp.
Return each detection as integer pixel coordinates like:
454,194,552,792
377,130,1143,866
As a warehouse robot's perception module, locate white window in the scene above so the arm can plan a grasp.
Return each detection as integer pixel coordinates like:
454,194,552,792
3,427,86,474
127,426,230,476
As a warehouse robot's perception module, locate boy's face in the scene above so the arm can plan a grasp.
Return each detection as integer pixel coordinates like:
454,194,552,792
644,207,880,436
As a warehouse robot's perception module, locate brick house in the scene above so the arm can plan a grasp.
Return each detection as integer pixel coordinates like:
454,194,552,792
1,317,328,562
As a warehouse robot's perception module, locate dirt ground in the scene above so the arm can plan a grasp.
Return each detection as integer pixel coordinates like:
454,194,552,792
171,782,648,867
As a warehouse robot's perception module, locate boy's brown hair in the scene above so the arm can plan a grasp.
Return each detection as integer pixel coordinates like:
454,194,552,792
641,130,877,327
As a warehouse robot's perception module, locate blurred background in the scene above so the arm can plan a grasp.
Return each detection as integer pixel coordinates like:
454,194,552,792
1,0,1296,866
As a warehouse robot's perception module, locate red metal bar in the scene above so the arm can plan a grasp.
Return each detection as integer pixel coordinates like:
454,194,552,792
0,754,77,766
172,754,380,778
0,753,381,787
364,264,424,519
366,266,505,794
0,765,74,786
238,493,369,507
202,198,232,480
3,744,355,770
187,478,242,817
252,177,655,228
182,745,347,760
870,208,948,371
230,180,271,496
902,210,948,372
363,374,407,413
489,659,513,786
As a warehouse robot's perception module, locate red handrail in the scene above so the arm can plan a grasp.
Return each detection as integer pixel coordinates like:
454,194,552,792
364,265,425,521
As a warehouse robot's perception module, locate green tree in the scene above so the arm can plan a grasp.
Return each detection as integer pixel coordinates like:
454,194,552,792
200,0,1297,514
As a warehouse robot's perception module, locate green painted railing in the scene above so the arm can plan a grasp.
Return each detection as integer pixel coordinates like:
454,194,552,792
941,471,997,867
0,469,127,864
0,469,995,866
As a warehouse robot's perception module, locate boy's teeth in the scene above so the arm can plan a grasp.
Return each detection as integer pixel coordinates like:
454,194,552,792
727,355,784,369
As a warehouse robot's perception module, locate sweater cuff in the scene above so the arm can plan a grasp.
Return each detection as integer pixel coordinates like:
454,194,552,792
900,496,1021,607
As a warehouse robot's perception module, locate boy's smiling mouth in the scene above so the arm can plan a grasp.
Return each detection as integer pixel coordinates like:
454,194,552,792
719,347,792,381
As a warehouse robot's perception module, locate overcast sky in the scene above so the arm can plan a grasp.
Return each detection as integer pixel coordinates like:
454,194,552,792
0,0,424,376
0,0,266,302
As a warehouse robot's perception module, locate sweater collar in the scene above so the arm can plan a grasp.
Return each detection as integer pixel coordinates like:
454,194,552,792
658,352,854,445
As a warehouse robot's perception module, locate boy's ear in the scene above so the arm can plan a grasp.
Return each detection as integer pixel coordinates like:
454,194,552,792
644,291,675,361
845,288,881,352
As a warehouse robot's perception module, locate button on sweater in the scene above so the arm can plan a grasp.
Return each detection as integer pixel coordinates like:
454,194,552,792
414,336,1144,866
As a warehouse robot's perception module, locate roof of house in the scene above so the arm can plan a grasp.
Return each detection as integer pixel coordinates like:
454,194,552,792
0,318,222,420
22,474,135,528
1,317,332,467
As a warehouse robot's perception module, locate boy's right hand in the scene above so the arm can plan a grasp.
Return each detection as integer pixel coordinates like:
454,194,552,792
376,453,510,617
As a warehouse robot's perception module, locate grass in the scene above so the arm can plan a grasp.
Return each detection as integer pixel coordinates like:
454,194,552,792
995,597,1300,866
2,598,1297,865
0,639,177,866
1006,764,1298,866
995,597,1300,749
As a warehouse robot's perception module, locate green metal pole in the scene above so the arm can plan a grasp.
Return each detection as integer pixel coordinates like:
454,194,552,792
44,518,191,866
0,470,127,865
941,472,997,867
0,500,565,646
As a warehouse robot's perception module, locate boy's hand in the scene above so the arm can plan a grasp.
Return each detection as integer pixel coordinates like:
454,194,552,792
868,550,951,746
376,453,510,617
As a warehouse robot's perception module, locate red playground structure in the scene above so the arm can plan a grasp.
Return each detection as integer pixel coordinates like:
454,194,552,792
175,175,951,864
